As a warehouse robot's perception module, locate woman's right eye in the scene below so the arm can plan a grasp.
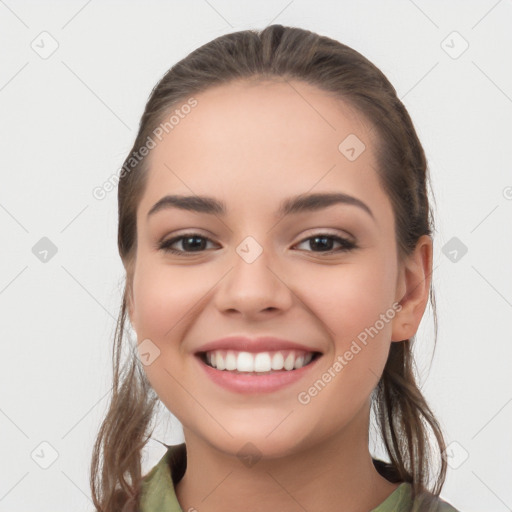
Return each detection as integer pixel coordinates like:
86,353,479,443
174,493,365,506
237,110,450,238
158,233,217,255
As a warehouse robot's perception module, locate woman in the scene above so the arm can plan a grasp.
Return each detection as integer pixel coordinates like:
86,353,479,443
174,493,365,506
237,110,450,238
90,24,460,512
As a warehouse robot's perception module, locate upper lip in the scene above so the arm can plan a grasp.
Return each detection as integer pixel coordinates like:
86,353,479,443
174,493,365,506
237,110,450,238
195,336,322,354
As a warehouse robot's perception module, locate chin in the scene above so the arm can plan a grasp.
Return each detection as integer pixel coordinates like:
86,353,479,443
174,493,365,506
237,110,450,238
198,421,315,462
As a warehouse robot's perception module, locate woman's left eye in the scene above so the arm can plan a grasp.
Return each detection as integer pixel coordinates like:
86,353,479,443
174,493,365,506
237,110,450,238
158,232,356,255
294,234,357,254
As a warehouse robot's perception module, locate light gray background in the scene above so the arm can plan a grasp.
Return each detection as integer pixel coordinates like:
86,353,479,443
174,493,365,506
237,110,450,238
1,1,511,511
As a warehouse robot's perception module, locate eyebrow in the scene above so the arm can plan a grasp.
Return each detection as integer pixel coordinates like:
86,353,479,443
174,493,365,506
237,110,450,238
147,192,374,220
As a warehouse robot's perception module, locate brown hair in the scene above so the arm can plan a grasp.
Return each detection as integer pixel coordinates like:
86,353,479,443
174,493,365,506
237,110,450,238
90,24,447,511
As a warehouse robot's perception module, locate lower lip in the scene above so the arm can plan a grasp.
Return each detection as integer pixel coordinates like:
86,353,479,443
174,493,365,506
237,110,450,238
195,354,320,394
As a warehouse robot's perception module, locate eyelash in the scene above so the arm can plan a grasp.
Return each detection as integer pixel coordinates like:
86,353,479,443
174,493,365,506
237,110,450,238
157,232,357,256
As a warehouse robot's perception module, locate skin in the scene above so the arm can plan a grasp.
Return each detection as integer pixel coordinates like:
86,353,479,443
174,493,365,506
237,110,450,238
127,79,433,512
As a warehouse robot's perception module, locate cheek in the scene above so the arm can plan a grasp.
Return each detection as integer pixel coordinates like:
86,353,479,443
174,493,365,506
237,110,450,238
132,256,205,342
130,258,207,413
302,251,398,408
297,263,396,430
308,254,397,340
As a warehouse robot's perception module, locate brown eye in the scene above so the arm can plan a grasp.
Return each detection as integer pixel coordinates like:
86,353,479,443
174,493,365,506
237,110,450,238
295,234,356,253
158,233,216,255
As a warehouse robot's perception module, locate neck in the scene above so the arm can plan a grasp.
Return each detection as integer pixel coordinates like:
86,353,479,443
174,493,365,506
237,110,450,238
174,404,400,512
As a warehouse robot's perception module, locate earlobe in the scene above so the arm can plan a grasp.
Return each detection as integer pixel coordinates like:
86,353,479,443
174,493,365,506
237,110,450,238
391,235,433,342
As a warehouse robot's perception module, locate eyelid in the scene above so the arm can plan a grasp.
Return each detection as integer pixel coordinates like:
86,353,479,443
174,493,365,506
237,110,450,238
156,231,218,252
157,228,353,246
156,227,213,244
157,229,358,256
296,227,356,243
293,233,357,253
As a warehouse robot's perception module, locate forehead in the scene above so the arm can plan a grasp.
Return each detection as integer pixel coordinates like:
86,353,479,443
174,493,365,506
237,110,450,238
138,79,392,224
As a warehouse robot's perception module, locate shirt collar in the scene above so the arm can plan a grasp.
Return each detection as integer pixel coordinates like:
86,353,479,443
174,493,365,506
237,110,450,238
139,443,186,512
138,443,414,512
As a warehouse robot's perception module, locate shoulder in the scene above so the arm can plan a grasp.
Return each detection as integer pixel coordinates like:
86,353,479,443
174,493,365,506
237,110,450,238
374,482,461,512
407,483,461,512
431,498,460,512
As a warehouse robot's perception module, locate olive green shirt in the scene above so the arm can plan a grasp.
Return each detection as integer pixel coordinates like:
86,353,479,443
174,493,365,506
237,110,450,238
139,444,460,512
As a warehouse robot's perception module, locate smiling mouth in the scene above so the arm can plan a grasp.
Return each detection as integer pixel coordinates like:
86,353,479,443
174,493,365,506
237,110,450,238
196,349,322,374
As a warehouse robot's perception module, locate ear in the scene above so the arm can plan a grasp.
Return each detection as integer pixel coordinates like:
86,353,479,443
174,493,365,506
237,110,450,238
391,234,433,342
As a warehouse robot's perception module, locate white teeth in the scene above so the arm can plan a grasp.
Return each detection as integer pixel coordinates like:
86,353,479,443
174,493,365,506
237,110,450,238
216,353,225,370
254,353,272,372
237,352,254,372
271,352,284,370
284,353,295,370
203,349,316,373
225,350,237,370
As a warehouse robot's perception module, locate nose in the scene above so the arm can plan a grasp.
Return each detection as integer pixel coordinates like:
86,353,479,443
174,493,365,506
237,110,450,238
212,244,294,319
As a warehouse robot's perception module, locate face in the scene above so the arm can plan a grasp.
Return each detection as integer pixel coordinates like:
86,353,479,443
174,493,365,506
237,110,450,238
128,79,406,457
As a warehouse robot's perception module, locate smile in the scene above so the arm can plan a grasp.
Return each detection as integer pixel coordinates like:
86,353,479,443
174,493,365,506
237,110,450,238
198,349,320,374
195,348,322,393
